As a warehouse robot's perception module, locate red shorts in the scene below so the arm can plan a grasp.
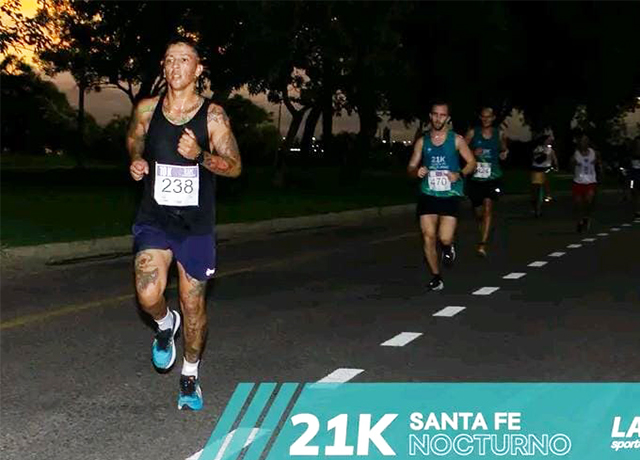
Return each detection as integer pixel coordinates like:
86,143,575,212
572,182,596,198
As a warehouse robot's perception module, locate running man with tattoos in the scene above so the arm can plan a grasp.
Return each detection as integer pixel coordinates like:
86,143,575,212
127,37,241,410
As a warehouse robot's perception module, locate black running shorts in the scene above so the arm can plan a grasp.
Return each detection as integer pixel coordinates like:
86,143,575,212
416,194,460,218
466,179,502,208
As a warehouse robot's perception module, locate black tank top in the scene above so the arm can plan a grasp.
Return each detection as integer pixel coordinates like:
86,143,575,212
134,94,215,235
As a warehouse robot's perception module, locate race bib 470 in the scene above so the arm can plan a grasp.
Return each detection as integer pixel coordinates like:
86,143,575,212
427,170,451,192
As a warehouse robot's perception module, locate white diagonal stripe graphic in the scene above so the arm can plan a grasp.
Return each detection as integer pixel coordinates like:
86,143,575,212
381,332,423,347
433,306,466,317
186,428,264,460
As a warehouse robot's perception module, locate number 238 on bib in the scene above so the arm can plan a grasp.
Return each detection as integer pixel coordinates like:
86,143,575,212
154,163,200,207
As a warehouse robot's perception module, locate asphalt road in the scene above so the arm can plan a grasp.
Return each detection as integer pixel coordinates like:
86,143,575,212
1,192,639,460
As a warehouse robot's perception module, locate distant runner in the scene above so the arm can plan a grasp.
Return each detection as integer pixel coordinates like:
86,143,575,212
465,107,509,257
531,133,558,217
570,134,601,232
630,135,640,218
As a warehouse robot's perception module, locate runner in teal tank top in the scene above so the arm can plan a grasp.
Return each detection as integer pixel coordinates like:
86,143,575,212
420,130,465,198
469,126,502,180
464,107,509,257
408,101,476,292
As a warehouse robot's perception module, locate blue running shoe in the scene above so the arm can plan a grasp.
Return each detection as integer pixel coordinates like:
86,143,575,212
178,375,203,411
151,310,181,371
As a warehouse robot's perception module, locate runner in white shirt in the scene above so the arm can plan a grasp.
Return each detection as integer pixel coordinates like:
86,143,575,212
570,134,601,232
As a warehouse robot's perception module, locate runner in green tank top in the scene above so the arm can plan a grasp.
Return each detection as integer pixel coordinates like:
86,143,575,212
464,107,509,257
408,101,476,291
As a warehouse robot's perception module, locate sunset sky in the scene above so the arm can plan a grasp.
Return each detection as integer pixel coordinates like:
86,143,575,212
7,0,640,142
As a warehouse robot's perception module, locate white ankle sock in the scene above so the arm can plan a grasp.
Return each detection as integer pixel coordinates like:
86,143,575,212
155,310,173,331
182,359,199,378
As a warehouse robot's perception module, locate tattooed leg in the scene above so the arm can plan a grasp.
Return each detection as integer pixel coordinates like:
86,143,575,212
177,262,208,363
134,249,172,320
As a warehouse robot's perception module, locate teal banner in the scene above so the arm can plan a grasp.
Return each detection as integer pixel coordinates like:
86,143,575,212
202,383,640,460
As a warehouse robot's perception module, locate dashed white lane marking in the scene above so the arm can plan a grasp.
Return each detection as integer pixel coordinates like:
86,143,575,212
610,227,621,231
503,272,526,280
317,368,364,383
548,252,565,257
473,287,500,296
528,261,548,267
381,332,423,347
567,244,582,248
433,306,466,317
597,232,609,236
581,238,596,242
621,223,631,227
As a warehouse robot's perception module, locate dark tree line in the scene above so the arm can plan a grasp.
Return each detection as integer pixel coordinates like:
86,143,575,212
2,0,639,175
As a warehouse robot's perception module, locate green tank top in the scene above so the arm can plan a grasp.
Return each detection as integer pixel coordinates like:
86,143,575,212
420,131,464,197
470,127,502,181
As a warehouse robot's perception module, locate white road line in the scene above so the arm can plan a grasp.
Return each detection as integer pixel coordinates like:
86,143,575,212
317,368,364,383
528,261,548,267
548,252,565,257
581,238,596,242
381,332,423,347
611,227,621,231
503,272,526,280
597,232,609,236
472,287,500,296
567,244,582,248
622,223,631,227
433,306,466,317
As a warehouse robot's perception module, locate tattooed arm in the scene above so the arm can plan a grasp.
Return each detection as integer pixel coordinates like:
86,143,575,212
127,97,158,181
126,97,157,160
199,103,242,178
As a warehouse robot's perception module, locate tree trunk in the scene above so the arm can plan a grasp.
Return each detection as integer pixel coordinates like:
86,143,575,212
75,81,86,168
351,102,378,180
321,92,333,159
273,103,309,187
301,105,322,158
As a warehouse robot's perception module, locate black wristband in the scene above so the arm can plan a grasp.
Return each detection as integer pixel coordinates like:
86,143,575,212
196,149,207,165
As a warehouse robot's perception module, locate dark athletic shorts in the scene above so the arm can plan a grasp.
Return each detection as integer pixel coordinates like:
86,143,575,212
629,169,640,189
572,182,596,198
132,224,216,281
416,194,460,218
467,179,502,208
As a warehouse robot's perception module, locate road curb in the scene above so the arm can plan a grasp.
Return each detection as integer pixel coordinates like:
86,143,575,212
1,189,620,266
1,203,415,265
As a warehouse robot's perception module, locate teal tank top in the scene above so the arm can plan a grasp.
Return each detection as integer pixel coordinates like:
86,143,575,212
420,130,464,197
469,127,502,180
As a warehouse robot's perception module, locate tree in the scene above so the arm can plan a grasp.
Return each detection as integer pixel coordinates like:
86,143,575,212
0,0,49,57
37,0,105,166
0,56,77,156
